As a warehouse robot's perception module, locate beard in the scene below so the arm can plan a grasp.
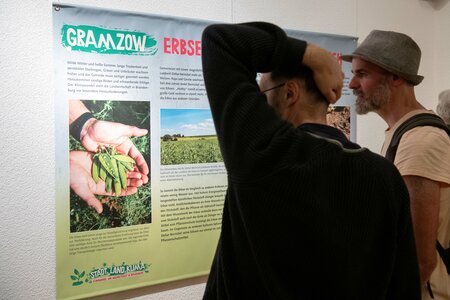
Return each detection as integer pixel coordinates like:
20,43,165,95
354,80,391,115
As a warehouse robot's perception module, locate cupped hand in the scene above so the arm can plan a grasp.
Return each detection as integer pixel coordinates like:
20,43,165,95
80,120,150,183
70,151,144,214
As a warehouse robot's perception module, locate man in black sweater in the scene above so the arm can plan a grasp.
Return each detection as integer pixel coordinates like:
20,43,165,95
201,22,420,299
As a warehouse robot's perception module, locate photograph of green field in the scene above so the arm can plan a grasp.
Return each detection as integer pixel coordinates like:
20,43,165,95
69,99,151,232
160,109,223,165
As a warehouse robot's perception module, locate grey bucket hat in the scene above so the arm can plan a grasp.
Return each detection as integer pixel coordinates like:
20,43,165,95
342,30,424,85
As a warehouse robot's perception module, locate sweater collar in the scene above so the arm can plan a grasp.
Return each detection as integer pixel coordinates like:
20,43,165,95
298,123,361,149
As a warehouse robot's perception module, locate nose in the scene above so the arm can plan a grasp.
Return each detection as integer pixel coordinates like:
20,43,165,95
348,76,358,90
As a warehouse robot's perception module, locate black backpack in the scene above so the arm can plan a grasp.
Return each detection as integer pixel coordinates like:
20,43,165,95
385,113,450,277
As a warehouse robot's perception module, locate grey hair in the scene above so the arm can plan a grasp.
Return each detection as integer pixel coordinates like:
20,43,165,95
436,89,450,124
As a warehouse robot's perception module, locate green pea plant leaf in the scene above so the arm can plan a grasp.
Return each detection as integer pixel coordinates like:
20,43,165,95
70,268,86,286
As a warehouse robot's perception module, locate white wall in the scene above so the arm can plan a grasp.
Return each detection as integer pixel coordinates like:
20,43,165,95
434,0,450,106
1,0,448,299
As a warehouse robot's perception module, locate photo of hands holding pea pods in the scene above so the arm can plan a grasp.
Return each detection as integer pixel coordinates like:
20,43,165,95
69,99,151,232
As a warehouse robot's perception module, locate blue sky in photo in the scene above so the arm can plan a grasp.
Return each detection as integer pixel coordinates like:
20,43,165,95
160,108,216,137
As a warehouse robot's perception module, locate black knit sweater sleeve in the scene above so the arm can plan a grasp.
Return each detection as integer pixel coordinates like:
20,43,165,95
201,23,308,177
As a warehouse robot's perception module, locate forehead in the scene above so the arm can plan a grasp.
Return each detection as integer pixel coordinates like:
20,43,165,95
352,57,387,74
257,73,270,81
258,73,272,88
259,73,271,82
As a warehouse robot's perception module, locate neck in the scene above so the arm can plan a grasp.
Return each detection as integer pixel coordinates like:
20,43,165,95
377,85,424,128
287,103,328,127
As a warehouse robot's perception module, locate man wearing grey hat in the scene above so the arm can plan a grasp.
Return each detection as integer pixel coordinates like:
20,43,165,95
343,30,450,299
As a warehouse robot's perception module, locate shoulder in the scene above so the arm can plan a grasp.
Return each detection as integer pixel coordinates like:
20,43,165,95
356,148,403,177
396,126,450,183
359,150,410,200
401,125,450,151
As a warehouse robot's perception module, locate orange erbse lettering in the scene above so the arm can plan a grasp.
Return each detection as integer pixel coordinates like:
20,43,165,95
163,37,201,56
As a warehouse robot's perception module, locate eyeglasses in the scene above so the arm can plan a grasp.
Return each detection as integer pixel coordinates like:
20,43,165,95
260,82,286,94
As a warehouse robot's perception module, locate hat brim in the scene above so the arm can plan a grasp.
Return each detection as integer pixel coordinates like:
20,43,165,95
341,53,424,86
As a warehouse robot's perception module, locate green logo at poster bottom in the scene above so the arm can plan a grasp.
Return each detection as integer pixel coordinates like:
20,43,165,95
70,261,151,286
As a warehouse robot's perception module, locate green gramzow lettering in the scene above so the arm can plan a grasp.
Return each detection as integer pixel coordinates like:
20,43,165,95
61,24,157,55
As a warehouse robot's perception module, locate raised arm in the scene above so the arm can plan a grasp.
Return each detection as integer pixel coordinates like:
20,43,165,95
201,22,342,175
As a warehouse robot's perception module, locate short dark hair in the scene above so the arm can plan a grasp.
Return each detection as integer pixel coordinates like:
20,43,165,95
270,65,328,105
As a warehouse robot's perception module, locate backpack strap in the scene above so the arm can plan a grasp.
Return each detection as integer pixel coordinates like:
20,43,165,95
437,240,450,275
385,113,450,163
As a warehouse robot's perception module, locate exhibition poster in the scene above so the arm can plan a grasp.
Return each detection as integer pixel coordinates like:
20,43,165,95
53,4,356,299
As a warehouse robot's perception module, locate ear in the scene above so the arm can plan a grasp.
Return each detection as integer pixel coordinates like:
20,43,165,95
391,74,405,87
284,80,301,107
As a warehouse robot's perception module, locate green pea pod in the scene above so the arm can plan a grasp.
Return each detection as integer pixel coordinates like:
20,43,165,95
114,179,122,196
105,176,112,193
113,154,136,164
92,152,99,160
118,162,128,190
98,154,117,179
99,166,107,181
120,161,135,171
110,157,120,179
92,158,100,183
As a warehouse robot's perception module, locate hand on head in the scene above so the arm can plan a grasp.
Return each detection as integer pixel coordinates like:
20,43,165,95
302,43,344,104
